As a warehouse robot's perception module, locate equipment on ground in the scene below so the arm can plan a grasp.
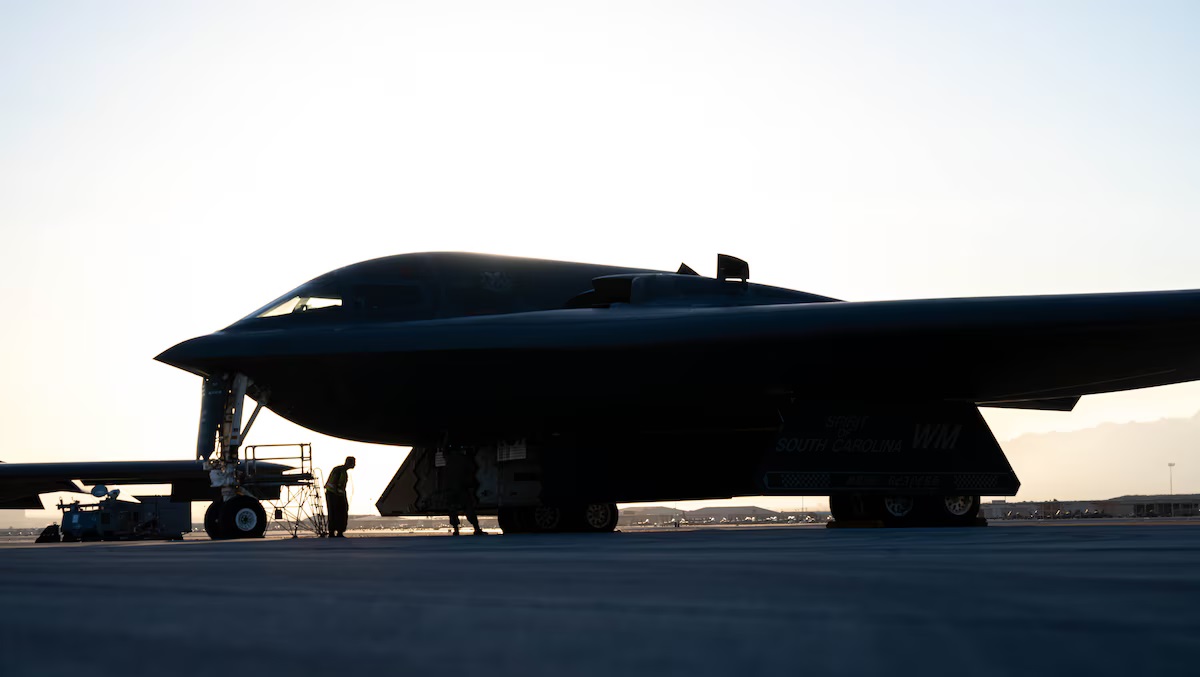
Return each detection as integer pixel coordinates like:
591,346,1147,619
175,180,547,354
57,495,190,542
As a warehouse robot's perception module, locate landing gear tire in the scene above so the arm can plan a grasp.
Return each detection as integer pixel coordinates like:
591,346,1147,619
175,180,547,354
531,506,565,532
204,501,222,540
929,495,979,526
578,503,619,533
879,495,917,526
219,496,267,539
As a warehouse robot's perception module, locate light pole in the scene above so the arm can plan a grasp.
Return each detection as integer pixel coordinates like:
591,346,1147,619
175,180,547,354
1168,463,1176,517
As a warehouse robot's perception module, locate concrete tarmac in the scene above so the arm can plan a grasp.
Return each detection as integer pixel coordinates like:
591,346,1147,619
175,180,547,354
1,523,1198,676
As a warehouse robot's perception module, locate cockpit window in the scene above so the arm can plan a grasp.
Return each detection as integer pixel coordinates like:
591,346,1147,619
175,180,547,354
240,280,344,322
257,295,342,318
234,265,435,328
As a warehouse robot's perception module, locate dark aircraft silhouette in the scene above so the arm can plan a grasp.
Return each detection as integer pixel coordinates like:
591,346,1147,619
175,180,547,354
148,252,1200,533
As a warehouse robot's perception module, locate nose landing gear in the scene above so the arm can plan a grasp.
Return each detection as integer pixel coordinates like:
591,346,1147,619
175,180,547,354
197,373,263,540
196,374,325,540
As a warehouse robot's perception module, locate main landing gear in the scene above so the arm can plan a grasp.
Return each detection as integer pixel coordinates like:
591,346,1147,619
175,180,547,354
830,494,981,527
497,503,620,534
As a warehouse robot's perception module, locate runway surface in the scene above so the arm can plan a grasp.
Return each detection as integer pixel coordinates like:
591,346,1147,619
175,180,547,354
2,523,1198,676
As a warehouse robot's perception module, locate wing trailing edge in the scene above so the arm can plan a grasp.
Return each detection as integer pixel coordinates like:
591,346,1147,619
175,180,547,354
976,396,1081,412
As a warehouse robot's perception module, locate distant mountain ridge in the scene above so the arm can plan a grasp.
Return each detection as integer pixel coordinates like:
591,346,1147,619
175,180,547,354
1001,411,1200,502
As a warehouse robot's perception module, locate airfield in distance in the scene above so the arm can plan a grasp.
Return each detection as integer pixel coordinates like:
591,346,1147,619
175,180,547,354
1,522,1197,676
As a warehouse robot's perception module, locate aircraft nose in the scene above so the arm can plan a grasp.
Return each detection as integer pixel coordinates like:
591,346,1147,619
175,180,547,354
155,334,225,376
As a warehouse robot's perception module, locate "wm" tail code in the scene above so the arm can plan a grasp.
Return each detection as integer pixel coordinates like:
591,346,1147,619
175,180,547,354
912,423,963,450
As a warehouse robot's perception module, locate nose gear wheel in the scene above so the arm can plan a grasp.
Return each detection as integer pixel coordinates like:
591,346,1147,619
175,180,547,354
218,495,267,539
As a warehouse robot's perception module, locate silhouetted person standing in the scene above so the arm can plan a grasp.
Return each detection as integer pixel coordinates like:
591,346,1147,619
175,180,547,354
442,447,485,536
325,456,355,537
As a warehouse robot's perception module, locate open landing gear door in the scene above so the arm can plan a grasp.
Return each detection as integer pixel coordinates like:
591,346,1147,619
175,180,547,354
758,401,1020,496
375,445,509,516
376,447,433,515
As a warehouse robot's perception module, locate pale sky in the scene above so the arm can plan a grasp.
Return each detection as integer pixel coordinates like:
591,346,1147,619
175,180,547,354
2,1,1199,517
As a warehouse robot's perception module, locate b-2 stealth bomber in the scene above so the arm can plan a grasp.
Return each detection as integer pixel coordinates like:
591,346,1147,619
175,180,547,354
153,252,1200,534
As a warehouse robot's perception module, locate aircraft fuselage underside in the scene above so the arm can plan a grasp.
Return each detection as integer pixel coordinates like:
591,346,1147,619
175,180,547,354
374,400,1019,517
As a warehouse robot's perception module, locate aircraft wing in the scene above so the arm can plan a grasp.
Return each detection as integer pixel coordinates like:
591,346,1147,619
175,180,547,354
157,287,1200,407
632,288,1200,404
431,287,1200,403
0,460,293,509
0,461,80,508
975,396,1081,411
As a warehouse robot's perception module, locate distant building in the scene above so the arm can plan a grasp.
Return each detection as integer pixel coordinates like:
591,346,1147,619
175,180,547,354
1108,494,1200,517
983,494,1200,519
